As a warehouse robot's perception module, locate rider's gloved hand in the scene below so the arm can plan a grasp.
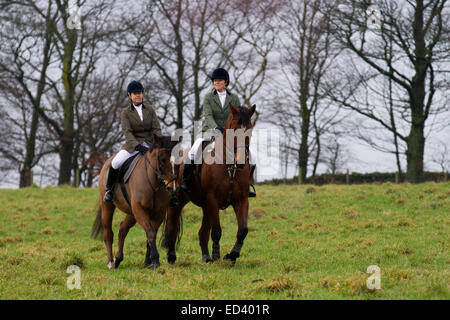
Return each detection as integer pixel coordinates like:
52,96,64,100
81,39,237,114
135,144,149,155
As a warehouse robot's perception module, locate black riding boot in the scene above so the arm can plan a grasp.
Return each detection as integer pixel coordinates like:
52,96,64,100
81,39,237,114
180,159,195,192
249,164,256,198
103,166,119,202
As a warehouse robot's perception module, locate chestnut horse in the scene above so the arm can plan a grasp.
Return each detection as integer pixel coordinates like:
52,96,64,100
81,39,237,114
163,104,256,264
91,135,178,269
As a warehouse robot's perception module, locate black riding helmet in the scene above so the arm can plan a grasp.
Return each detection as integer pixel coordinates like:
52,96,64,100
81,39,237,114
211,68,229,86
127,80,144,94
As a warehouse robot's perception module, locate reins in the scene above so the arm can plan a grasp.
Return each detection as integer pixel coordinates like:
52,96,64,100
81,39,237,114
143,148,178,211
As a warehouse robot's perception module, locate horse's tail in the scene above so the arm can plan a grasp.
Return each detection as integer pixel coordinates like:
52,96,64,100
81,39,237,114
160,210,183,250
90,204,103,240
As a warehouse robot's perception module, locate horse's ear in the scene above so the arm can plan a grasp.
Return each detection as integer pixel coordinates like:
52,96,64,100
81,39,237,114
230,103,239,115
249,104,256,117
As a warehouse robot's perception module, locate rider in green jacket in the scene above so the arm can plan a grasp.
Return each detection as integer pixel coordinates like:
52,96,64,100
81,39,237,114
180,68,256,197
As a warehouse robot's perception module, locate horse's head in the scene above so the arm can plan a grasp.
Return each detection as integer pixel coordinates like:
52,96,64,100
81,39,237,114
224,103,256,169
153,135,179,189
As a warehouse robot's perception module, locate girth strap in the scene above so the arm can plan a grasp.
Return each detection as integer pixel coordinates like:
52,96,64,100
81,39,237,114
119,181,131,207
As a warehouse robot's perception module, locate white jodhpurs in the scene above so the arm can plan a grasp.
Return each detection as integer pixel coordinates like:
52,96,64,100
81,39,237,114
111,142,150,169
187,138,205,162
187,137,256,165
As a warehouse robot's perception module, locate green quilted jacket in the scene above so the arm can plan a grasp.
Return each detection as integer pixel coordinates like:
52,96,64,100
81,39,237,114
202,89,240,132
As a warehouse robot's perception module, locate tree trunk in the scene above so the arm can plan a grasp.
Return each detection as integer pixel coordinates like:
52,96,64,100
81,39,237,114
19,108,39,187
298,108,310,184
59,134,74,185
311,130,321,178
19,167,32,188
405,0,428,183
17,2,53,187
192,50,202,122
58,27,77,185
405,122,425,183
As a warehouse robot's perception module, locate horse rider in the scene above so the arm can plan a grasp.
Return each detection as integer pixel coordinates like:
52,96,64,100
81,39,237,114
103,80,162,202
179,67,257,197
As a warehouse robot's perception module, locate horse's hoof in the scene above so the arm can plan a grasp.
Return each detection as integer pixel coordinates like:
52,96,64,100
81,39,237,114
202,254,212,263
114,257,123,269
212,253,220,261
146,262,160,269
167,253,176,264
223,252,239,263
107,260,115,269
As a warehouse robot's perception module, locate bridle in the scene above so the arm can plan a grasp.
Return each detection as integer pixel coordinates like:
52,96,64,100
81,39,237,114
143,147,178,205
223,116,251,168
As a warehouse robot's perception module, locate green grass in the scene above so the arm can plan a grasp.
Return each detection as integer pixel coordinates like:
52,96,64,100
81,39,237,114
0,183,448,299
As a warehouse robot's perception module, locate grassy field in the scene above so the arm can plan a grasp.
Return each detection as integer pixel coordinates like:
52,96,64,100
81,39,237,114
0,182,448,299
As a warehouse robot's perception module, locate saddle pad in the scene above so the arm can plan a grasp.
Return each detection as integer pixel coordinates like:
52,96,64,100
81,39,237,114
119,154,141,184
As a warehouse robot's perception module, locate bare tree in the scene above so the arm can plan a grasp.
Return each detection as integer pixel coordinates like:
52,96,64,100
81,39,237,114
0,0,57,187
215,0,281,113
429,139,449,177
0,0,134,187
324,0,450,182
72,70,133,187
26,0,126,185
310,101,347,178
266,0,341,184
184,0,223,122
129,0,278,134
320,130,352,177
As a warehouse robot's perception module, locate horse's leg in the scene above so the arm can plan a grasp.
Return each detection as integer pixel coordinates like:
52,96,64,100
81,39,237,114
144,240,152,267
114,214,136,269
164,205,184,264
132,204,160,269
101,201,116,269
144,220,162,268
199,207,212,263
210,211,222,262
224,199,249,263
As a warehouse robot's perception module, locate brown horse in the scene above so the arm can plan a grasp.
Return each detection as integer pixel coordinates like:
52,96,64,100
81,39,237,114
91,135,178,269
162,104,256,264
